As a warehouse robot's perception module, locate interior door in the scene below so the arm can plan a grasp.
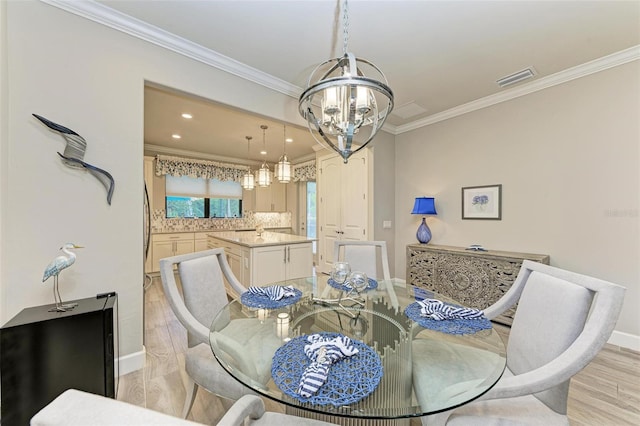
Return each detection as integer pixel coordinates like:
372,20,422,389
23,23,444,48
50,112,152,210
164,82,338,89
318,155,342,273
341,152,368,241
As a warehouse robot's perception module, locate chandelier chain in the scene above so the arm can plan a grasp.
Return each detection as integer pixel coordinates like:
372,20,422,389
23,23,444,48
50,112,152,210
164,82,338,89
342,0,349,55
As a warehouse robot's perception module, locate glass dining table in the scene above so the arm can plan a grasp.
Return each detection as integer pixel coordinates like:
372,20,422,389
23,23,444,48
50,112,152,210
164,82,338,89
209,276,506,425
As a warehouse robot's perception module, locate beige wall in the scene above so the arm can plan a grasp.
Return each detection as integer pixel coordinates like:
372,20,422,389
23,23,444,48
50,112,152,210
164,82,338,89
371,131,396,277
1,1,307,370
395,61,640,340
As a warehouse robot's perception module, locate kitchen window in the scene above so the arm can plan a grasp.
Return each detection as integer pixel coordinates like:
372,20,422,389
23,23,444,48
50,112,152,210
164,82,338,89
166,175,242,218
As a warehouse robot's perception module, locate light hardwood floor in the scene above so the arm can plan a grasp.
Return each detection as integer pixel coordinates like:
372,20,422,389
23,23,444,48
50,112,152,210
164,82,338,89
117,277,640,425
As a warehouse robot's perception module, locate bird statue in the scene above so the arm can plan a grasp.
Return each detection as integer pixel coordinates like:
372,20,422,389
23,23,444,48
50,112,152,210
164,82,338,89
42,243,83,312
33,113,115,205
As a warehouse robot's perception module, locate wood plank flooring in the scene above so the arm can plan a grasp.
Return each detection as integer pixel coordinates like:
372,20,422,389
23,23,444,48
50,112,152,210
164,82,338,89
117,277,640,425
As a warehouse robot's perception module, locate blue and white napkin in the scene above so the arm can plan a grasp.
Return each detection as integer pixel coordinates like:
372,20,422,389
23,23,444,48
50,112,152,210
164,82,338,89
297,334,359,398
418,298,484,320
247,285,296,301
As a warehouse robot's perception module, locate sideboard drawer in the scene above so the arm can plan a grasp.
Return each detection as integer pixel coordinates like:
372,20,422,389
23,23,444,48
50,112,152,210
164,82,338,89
406,244,549,325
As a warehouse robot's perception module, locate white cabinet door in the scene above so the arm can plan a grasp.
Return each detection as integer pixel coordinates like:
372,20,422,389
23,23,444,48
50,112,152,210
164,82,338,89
271,181,287,211
226,252,242,298
194,239,208,252
151,241,174,271
254,185,272,211
286,243,313,280
175,240,195,256
254,181,287,212
317,150,370,274
252,245,287,286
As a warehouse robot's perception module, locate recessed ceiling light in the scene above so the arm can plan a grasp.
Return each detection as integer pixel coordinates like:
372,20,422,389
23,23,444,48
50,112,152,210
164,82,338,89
172,134,181,139
260,150,267,155
286,138,293,143
181,113,193,119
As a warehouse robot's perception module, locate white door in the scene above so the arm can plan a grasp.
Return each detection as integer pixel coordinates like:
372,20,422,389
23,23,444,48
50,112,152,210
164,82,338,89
317,151,370,274
341,152,368,241
319,155,342,273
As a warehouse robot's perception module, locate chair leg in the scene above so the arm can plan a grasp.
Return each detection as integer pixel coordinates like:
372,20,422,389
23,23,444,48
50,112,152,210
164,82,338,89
182,379,198,419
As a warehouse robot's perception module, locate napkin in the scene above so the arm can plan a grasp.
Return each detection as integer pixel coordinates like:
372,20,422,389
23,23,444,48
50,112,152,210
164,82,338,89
418,298,484,320
297,334,359,398
247,285,296,301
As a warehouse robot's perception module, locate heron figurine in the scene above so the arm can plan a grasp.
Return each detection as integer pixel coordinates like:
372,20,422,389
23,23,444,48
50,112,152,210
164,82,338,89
43,243,83,312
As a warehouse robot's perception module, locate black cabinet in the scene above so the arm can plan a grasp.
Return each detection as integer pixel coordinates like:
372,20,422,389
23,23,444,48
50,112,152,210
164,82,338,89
0,294,118,426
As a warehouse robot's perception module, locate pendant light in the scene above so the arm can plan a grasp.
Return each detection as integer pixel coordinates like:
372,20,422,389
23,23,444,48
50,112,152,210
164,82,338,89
241,136,255,190
298,0,393,163
275,124,291,183
256,125,272,187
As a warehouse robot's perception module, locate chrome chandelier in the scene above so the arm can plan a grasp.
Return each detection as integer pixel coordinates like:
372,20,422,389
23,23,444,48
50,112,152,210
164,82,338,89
275,124,291,183
299,0,393,163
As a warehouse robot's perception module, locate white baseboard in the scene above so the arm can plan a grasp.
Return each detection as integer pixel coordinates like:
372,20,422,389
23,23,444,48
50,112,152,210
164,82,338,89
117,346,146,376
608,330,640,352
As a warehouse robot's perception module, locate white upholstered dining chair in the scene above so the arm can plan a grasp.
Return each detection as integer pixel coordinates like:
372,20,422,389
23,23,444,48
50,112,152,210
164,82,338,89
333,240,391,281
159,249,280,419
415,260,626,426
31,389,336,425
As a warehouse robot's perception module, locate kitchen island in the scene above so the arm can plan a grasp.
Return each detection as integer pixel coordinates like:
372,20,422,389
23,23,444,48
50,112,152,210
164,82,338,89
208,231,315,296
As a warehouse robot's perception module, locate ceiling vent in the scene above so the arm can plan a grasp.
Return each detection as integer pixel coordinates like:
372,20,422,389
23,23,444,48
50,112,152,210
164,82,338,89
496,67,536,88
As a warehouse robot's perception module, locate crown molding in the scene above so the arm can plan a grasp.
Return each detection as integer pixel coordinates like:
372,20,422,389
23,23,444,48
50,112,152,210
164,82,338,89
41,1,638,137
395,45,640,134
39,0,301,98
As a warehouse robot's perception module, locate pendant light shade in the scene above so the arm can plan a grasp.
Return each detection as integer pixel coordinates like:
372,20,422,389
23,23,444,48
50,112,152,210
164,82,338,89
241,136,255,190
276,124,292,183
298,0,393,163
256,125,272,187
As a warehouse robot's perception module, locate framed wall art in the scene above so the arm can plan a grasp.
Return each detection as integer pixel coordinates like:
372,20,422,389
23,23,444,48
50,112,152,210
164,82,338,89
462,184,502,220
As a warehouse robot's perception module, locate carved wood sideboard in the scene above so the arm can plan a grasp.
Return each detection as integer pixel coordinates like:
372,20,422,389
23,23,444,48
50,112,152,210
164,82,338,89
406,244,550,325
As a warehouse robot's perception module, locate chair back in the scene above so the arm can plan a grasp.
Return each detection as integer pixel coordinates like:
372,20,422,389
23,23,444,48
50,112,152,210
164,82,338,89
333,240,391,281
160,248,247,347
507,260,625,414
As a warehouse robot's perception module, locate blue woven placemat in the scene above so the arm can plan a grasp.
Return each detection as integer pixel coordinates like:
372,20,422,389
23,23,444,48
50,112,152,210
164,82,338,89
327,277,378,292
240,287,302,309
271,332,383,406
404,301,492,335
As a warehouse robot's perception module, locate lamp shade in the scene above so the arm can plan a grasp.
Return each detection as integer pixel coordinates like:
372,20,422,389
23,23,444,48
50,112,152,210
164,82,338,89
411,197,437,215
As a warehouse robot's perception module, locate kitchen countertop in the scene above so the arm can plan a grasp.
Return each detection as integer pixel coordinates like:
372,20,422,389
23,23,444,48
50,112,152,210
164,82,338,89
208,231,315,248
152,227,292,235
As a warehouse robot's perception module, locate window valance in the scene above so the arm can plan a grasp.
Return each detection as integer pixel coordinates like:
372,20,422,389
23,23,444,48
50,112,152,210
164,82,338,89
155,155,247,182
293,160,316,182
155,154,316,182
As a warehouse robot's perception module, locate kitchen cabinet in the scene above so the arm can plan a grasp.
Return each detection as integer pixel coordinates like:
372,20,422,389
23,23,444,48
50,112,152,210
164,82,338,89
208,231,314,294
194,232,209,252
250,243,313,286
208,237,245,297
151,233,194,272
317,150,372,274
254,180,287,212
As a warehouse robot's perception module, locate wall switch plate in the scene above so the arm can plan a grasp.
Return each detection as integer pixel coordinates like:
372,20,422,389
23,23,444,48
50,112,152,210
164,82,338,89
383,220,392,229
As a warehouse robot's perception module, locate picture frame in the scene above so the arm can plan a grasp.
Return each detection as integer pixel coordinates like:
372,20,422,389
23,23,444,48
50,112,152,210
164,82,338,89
462,184,502,220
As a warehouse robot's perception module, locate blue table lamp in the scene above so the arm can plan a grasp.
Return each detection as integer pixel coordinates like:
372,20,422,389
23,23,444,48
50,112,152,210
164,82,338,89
411,197,437,244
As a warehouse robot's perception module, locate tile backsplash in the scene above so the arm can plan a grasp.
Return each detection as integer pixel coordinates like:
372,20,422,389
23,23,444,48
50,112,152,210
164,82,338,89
151,210,291,233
